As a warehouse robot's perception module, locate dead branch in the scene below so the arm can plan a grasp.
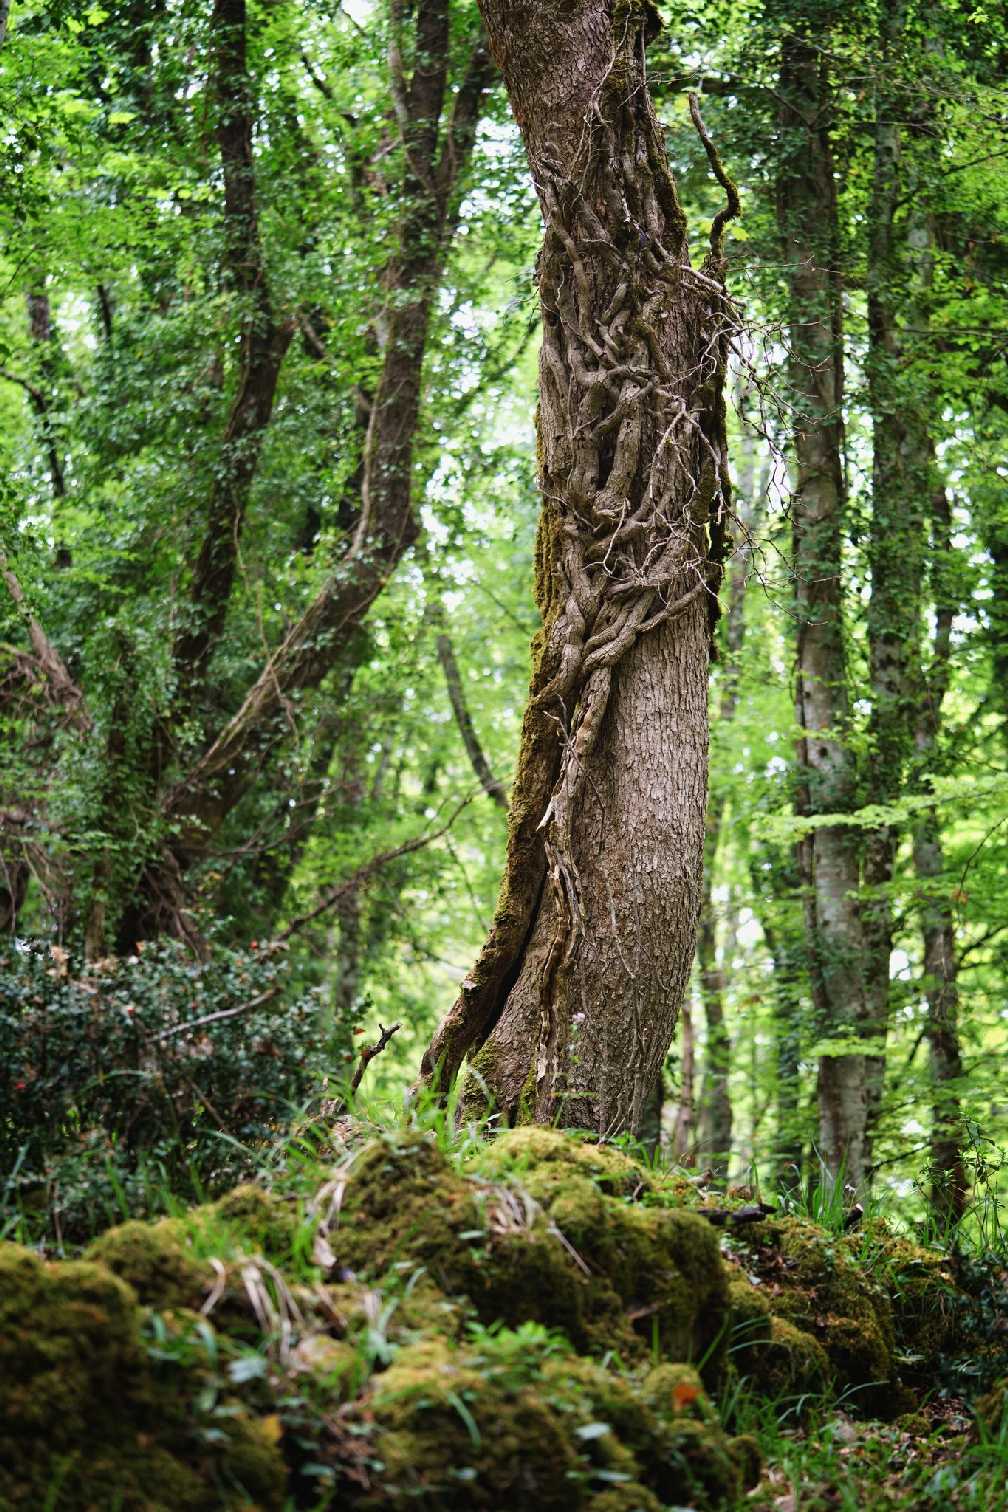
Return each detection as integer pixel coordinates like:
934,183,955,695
274,790,478,943
154,985,279,1041
695,1202,775,1228
436,631,508,809
350,1020,401,1095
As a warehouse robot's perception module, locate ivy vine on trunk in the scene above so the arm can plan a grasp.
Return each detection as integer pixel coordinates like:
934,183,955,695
422,0,739,1136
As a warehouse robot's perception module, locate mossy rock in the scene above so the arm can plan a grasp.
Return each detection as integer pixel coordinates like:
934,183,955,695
86,1218,210,1311
331,1131,587,1344
477,1129,728,1375
862,1223,961,1369
337,1334,744,1510
0,1242,286,1510
727,1272,830,1397
334,1130,729,1380
207,1183,299,1264
355,1337,580,1509
473,1125,653,1200
505,1161,729,1376
728,1217,894,1396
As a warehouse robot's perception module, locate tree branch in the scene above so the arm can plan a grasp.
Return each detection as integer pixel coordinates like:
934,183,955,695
170,0,294,711
274,791,477,943
350,1021,401,1094
155,985,279,1040
0,554,90,732
0,364,66,502
436,631,508,808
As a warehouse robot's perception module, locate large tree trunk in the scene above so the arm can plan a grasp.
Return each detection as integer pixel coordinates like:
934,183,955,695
422,0,737,1135
777,31,871,1186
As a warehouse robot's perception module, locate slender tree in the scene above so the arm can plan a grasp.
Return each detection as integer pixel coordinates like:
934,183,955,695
777,22,871,1185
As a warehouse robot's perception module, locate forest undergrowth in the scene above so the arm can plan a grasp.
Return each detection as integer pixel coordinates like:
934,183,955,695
4,1062,1008,1512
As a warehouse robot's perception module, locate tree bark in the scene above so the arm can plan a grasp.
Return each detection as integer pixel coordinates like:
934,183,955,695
169,0,294,717
862,0,932,1166
913,482,967,1226
777,31,871,1186
422,0,737,1135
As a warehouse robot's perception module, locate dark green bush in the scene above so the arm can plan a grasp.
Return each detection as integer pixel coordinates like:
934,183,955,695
0,940,324,1245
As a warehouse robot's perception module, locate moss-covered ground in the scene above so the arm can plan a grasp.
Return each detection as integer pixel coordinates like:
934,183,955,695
2,1113,1007,1510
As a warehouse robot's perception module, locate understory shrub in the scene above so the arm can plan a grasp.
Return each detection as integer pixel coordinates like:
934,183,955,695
0,940,325,1244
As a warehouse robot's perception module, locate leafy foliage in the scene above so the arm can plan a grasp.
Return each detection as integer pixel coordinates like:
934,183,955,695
0,940,324,1243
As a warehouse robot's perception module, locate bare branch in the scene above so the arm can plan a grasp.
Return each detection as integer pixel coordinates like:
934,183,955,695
436,631,508,809
350,1020,402,1094
274,791,477,943
155,985,279,1041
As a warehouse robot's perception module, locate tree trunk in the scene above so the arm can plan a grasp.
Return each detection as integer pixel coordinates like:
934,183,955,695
914,812,967,1226
422,0,738,1135
777,30,870,1186
695,412,764,1172
669,995,695,1162
696,874,732,1174
914,482,967,1226
168,0,294,719
862,0,930,1164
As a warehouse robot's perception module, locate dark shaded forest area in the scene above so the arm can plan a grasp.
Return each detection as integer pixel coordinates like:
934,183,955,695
1,0,1007,1506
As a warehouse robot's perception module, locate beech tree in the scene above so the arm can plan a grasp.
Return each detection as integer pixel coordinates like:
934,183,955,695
422,0,739,1134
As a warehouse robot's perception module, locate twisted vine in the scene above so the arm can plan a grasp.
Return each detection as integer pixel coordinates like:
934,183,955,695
422,12,740,1114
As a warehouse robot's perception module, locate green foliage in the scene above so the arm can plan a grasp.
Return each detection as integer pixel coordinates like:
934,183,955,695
0,940,325,1245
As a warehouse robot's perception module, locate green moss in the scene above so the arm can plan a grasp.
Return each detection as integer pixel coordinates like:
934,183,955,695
534,1172,729,1376
0,1242,286,1510
339,1333,743,1510
359,1337,579,1509
332,1132,587,1343
474,1129,728,1376
729,1217,894,1393
208,1183,298,1264
642,1362,710,1420
586,1488,664,1512
727,1272,830,1396
332,1130,732,1383
728,1432,763,1491
474,1125,652,1199
863,1224,961,1368
85,1218,210,1311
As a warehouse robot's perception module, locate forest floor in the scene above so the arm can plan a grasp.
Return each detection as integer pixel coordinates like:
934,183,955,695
2,1106,1007,1511
740,1394,1005,1510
